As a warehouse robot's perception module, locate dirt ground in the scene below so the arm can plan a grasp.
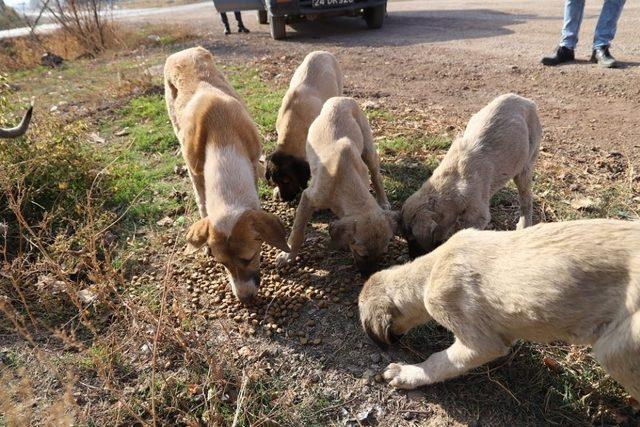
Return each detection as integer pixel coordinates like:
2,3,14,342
3,0,640,425
124,0,640,165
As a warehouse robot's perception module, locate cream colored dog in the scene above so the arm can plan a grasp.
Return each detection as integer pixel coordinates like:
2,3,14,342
276,96,397,275
266,51,343,202
164,47,289,303
359,219,640,401
401,93,541,258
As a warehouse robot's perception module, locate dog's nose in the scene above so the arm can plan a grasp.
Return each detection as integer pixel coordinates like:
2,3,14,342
238,294,256,305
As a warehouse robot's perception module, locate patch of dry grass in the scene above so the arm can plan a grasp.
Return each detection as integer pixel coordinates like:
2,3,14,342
0,23,199,72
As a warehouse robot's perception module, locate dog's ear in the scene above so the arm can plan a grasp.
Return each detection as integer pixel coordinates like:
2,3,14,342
185,218,212,254
293,158,311,185
264,154,274,182
384,210,401,236
328,217,355,250
362,309,401,350
248,210,290,252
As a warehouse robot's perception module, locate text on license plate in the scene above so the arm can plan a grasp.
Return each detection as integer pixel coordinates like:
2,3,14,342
312,0,354,7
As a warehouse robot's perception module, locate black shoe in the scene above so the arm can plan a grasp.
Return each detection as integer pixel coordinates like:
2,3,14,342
590,46,617,68
238,25,250,33
541,46,575,66
223,25,231,35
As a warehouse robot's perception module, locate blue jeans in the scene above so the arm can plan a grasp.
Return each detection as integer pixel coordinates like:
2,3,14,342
560,0,626,49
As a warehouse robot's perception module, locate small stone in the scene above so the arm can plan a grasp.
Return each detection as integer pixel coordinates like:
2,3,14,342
370,353,381,363
299,337,308,345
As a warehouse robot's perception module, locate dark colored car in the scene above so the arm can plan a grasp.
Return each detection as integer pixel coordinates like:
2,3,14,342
213,0,386,39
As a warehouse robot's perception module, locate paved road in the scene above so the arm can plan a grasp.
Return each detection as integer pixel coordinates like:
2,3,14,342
0,2,214,39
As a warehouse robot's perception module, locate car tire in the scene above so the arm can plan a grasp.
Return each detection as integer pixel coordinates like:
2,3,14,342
363,4,385,29
257,10,268,24
270,15,286,39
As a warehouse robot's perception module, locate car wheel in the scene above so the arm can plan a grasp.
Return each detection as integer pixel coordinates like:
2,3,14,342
363,4,385,29
270,15,286,39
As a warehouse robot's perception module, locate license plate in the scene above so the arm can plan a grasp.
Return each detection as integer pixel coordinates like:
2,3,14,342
312,0,354,8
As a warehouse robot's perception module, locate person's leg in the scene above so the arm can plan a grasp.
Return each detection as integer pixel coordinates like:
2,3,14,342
235,11,250,33
220,12,231,35
591,0,626,67
560,0,585,49
542,0,583,66
593,0,626,48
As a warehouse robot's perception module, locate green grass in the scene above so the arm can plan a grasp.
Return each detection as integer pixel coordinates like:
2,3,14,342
223,65,286,151
99,94,188,226
378,135,451,156
381,160,435,206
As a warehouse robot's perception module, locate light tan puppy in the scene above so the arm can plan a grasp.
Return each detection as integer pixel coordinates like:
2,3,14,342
276,96,397,276
266,51,343,202
164,47,290,303
401,93,541,258
359,219,640,401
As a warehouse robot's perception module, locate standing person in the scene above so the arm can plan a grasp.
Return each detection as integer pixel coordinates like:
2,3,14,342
220,11,250,35
542,0,626,68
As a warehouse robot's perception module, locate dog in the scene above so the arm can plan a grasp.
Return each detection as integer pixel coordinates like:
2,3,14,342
265,51,343,202
275,96,397,276
164,47,290,303
359,219,640,401
401,93,541,258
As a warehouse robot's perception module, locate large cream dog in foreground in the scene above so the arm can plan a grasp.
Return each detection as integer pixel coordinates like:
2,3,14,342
359,219,640,400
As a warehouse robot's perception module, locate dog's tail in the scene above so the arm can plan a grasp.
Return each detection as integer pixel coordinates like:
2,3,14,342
1,104,33,139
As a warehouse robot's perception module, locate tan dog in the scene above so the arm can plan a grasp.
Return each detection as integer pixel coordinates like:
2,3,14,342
401,93,541,258
359,219,640,401
266,51,343,202
164,47,290,303
276,96,397,276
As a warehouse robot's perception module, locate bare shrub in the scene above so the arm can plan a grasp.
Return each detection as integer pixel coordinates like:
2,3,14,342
44,0,118,55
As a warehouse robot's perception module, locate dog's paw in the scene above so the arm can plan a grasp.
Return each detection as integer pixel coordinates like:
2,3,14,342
275,251,293,268
272,187,282,201
383,363,426,390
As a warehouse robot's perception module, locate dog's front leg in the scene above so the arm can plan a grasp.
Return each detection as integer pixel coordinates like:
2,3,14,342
276,190,314,267
383,338,508,389
460,202,490,231
188,170,207,218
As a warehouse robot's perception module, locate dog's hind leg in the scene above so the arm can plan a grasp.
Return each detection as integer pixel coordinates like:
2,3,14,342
354,104,390,210
592,312,640,401
276,189,315,267
383,336,509,389
514,167,533,229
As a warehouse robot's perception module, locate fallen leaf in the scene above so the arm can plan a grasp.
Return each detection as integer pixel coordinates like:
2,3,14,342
543,356,563,373
88,132,105,144
77,288,97,304
156,216,173,227
570,197,600,211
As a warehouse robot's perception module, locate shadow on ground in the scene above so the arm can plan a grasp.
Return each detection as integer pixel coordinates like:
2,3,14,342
285,9,535,47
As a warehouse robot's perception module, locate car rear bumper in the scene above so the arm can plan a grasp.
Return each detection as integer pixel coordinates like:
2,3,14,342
267,0,386,17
